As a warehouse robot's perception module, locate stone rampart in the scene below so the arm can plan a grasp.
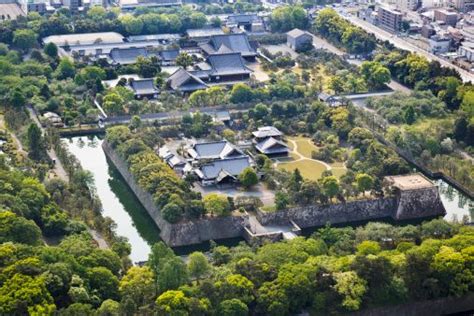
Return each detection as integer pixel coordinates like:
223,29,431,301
102,140,248,247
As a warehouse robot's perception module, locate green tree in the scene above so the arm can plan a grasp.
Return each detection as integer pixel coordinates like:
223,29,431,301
13,29,37,51
27,123,44,161
156,290,190,315
86,267,119,301
44,42,58,58
157,256,189,293
275,191,289,210
321,176,340,202
219,299,249,316
161,203,183,224
120,14,144,35
332,271,367,311
9,88,26,107
96,299,120,316
203,193,231,216
119,266,155,307
239,167,258,189
188,251,210,281
175,52,193,69
230,83,253,103
355,173,374,196
56,58,75,79
404,105,416,125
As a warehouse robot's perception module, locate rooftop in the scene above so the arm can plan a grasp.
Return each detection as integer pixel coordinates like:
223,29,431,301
110,47,147,65
196,157,251,180
200,33,257,57
287,28,310,38
167,68,208,92
252,126,283,138
43,32,124,46
0,3,25,20
128,33,181,42
384,174,435,191
188,140,244,160
130,79,158,95
186,28,225,38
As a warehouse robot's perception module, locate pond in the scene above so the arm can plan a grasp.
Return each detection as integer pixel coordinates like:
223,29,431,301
64,135,474,262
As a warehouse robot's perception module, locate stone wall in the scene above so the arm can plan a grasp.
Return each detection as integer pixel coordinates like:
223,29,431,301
256,198,398,228
102,141,248,247
256,190,445,229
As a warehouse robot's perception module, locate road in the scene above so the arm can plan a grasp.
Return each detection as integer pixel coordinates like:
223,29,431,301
339,12,474,83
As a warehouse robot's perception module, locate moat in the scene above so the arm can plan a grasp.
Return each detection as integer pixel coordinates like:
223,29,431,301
65,135,474,262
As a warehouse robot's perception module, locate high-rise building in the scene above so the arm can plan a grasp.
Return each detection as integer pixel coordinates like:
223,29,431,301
434,9,458,26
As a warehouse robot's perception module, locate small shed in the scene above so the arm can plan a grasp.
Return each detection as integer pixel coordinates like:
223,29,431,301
286,28,313,51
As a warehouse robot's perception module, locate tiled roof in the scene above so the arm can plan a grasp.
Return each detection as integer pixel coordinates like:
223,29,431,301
196,157,251,180
287,28,311,38
167,68,208,92
188,140,244,160
252,126,283,138
131,79,158,95
110,47,147,65
186,28,225,38
255,137,288,154
158,49,179,61
227,14,259,24
200,34,257,57
207,53,252,76
43,32,124,46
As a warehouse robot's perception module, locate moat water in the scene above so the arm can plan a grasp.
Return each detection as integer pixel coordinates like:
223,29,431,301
64,135,474,262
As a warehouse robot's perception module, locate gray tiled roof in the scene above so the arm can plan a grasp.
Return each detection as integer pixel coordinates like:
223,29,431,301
287,28,311,39
186,28,225,38
167,68,208,92
188,140,244,160
110,47,147,65
158,49,179,61
131,79,158,95
227,14,259,24
207,53,252,76
196,157,251,180
252,126,283,138
200,34,257,57
255,137,288,154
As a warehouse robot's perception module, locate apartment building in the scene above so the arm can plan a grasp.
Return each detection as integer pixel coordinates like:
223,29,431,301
377,6,403,32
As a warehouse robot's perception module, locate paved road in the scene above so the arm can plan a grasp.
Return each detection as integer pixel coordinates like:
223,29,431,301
339,12,474,83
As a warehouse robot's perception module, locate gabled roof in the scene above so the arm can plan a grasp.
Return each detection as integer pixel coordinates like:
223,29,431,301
206,53,252,76
195,157,251,180
131,79,158,95
199,34,257,57
287,28,311,39
227,14,259,24
167,68,208,92
110,47,147,65
43,32,124,46
186,28,225,38
252,126,283,138
255,137,288,154
188,140,244,160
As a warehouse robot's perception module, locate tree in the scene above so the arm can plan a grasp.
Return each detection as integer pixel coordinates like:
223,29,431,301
96,299,120,316
157,256,189,293
86,267,119,301
161,203,183,224
175,52,193,69
119,266,155,307
219,299,249,316
356,240,381,255
56,58,75,79
216,274,254,304
120,15,144,35
136,56,160,78
203,193,231,216
275,191,289,210
27,123,44,161
355,173,374,196
188,252,210,281
332,271,367,311
156,290,190,315
9,88,26,107
230,83,253,103
404,105,416,125
239,167,258,189
44,42,58,58
360,61,391,89
321,176,340,202
13,29,37,51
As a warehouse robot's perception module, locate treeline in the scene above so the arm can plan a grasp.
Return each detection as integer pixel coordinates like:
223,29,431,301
313,8,376,54
5,219,471,314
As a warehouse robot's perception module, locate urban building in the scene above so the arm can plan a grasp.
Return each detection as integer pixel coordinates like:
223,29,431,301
396,0,419,11
377,6,403,32
434,9,458,26
428,35,451,53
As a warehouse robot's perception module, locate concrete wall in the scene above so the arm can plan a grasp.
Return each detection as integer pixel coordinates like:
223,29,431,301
102,140,248,247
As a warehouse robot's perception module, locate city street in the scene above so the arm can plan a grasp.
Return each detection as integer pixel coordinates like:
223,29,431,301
339,11,474,83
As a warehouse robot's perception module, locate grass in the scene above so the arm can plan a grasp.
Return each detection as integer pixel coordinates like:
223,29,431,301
277,136,347,180
278,159,328,181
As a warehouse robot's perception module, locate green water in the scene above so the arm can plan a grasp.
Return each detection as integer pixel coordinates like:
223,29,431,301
64,136,161,262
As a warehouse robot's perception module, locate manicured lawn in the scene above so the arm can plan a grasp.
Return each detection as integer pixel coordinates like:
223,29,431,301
278,159,328,181
277,136,347,180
